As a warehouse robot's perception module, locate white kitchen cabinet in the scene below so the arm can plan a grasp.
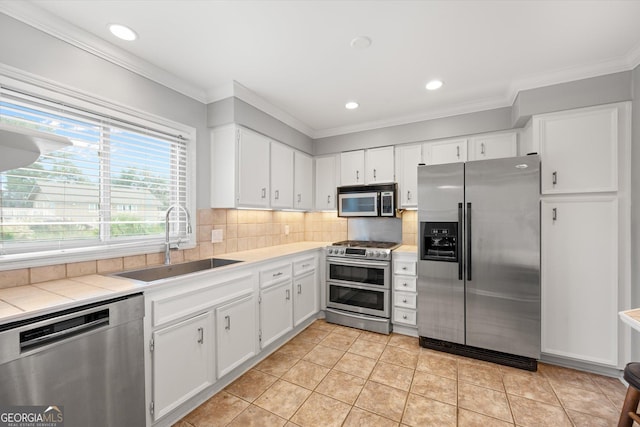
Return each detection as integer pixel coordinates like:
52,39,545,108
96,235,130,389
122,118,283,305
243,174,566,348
151,311,214,421
315,155,338,210
535,105,618,194
395,144,422,208
260,280,293,348
238,128,271,207
424,138,467,165
340,150,365,185
365,146,395,184
215,293,257,378
468,132,517,161
541,196,618,367
293,256,318,326
294,151,313,210
392,252,418,334
271,142,294,208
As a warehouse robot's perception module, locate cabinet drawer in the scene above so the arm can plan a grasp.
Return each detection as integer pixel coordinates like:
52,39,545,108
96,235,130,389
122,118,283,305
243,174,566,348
293,257,315,276
393,307,417,326
394,291,417,309
394,260,416,275
394,275,417,292
152,274,253,327
260,263,292,288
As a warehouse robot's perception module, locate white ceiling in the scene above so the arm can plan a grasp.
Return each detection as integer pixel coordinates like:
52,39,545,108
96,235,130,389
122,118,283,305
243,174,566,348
4,1,640,138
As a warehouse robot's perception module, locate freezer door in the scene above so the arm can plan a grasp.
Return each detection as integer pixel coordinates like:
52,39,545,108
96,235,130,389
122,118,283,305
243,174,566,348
464,155,540,358
417,163,465,344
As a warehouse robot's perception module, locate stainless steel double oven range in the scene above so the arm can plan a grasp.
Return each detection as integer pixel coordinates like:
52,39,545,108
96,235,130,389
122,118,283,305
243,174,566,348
325,240,400,334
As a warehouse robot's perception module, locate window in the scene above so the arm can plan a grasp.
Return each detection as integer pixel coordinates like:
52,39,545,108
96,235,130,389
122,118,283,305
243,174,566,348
0,86,192,261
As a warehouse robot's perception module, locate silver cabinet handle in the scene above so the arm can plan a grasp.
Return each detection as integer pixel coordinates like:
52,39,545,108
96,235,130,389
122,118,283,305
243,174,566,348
261,188,266,198
373,168,377,179
407,190,411,201
297,194,301,203
224,315,230,331
456,146,460,158
285,289,291,300
402,266,408,271
273,272,283,278
197,327,204,344
301,263,310,268
481,142,485,155
275,189,279,200
297,283,302,294
552,208,557,221
552,171,557,185
327,195,331,204
356,170,360,181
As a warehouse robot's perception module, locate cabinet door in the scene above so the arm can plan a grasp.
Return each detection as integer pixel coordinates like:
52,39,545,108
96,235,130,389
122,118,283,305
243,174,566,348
340,150,365,185
271,142,294,208
396,144,422,208
260,281,293,348
238,129,270,207
294,151,313,210
468,133,517,161
293,271,317,326
541,197,618,367
152,312,213,421
365,146,395,184
216,294,257,378
537,105,618,194
315,155,337,210
425,139,467,165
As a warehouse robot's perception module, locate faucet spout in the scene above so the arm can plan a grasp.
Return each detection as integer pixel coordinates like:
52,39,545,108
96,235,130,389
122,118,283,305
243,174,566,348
165,205,193,265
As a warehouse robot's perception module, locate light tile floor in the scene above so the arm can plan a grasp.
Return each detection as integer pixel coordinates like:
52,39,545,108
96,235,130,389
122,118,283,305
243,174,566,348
175,319,629,427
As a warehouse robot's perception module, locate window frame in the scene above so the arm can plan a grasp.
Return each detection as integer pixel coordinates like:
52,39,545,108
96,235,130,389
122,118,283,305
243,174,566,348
0,74,197,271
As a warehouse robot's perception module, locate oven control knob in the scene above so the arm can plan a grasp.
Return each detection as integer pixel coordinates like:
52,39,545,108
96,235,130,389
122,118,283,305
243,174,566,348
375,252,381,258
381,252,388,258
339,249,345,255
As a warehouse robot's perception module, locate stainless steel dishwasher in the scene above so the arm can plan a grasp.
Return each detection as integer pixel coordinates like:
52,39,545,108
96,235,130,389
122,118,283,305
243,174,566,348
0,293,145,427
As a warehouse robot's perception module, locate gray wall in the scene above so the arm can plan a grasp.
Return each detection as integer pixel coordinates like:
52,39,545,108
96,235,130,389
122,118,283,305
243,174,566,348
631,64,640,361
207,97,313,154
0,14,210,208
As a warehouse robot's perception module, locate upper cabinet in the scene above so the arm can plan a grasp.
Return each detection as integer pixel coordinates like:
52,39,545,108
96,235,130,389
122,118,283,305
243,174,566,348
424,138,468,165
315,155,338,210
395,144,422,208
365,146,395,184
270,142,294,209
211,124,313,210
340,146,394,185
340,150,365,185
535,105,619,195
294,151,313,211
468,132,517,161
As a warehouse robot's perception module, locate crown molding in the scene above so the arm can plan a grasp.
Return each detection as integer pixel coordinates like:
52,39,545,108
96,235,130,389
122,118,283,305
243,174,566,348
0,2,208,103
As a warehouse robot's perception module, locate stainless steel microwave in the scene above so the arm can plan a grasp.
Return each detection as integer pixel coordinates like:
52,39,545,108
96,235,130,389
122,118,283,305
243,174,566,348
337,183,397,217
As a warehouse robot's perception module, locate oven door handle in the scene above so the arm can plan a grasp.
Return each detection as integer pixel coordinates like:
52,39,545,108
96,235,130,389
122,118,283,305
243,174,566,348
326,257,389,269
327,281,390,292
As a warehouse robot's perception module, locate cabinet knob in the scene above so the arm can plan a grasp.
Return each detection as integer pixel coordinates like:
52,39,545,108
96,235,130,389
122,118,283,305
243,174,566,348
402,298,408,303
403,282,408,287
402,266,407,270
402,314,408,320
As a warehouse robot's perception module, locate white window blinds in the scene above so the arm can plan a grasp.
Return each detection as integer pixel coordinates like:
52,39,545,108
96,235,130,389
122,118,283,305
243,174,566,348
0,86,190,256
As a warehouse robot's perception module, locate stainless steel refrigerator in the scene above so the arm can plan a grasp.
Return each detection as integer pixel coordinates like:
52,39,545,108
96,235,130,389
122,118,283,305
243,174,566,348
417,155,540,370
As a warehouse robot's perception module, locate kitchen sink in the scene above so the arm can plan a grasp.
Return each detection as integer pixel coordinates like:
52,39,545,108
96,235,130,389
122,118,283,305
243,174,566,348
112,258,242,282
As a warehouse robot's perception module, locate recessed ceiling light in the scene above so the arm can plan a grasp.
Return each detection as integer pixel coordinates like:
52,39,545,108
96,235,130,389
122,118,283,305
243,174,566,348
345,101,359,110
426,80,444,91
350,36,372,50
108,24,137,41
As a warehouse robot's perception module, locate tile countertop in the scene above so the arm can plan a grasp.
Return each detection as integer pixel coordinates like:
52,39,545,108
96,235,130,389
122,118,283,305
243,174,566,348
0,242,329,325
619,308,640,332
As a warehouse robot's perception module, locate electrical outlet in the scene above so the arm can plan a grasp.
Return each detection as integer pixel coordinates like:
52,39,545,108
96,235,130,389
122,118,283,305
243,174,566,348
284,224,290,235
211,229,223,243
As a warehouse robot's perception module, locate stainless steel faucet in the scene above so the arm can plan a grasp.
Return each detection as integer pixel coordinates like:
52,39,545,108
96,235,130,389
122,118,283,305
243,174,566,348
165,205,193,265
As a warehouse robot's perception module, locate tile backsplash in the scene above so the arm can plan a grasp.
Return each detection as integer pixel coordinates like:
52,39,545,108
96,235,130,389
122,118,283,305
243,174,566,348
0,209,420,288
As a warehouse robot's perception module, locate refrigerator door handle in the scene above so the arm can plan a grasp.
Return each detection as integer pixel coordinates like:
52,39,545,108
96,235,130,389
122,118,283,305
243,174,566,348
466,202,472,281
458,202,463,280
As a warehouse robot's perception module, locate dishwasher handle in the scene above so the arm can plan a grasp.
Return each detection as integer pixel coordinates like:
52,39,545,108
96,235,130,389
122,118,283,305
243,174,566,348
20,308,109,351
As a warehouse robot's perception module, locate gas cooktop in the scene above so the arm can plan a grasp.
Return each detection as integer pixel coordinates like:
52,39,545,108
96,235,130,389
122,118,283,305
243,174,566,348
327,240,400,260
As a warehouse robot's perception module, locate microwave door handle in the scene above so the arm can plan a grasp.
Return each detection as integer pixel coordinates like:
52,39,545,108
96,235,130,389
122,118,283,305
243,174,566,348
458,202,463,280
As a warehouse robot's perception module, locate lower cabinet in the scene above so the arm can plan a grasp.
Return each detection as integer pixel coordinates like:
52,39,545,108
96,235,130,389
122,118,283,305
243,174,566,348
260,280,293,348
293,271,317,326
392,252,418,333
152,311,214,421
216,293,257,378
541,196,618,367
